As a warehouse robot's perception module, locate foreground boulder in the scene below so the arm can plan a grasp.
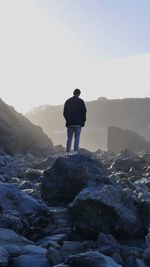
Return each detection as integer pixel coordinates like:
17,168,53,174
69,185,141,239
0,183,52,238
41,155,107,206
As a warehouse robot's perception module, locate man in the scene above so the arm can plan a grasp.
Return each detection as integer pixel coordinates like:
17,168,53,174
63,89,87,155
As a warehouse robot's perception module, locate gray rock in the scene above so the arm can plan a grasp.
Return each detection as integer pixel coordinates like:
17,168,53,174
0,228,32,257
24,169,42,180
66,250,123,267
0,183,52,237
41,155,108,206
46,246,64,266
110,150,144,173
69,185,141,238
13,254,51,267
36,234,66,248
22,245,47,255
97,233,120,254
0,246,9,267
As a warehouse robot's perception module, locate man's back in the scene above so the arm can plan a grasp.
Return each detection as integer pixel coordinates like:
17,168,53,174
63,95,86,127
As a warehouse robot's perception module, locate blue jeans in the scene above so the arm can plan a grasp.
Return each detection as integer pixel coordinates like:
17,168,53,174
66,126,82,152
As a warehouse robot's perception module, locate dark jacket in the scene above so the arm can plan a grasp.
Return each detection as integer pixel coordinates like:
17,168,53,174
63,96,87,127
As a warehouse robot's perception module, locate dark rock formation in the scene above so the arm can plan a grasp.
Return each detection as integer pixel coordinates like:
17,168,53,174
0,99,53,155
0,145,150,266
108,126,150,153
41,155,107,206
69,185,141,239
0,183,53,238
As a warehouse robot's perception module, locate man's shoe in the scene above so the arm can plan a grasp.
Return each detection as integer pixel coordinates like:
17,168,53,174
72,151,78,156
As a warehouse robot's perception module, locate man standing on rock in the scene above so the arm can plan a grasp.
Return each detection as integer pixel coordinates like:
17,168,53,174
63,89,87,156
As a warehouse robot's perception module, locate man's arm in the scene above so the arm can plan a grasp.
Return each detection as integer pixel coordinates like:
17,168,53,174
63,101,67,120
81,100,87,122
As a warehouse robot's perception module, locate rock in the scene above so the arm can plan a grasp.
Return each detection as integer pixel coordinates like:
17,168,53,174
66,250,123,267
61,241,88,258
110,150,144,173
97,233,120,254
33,156,56,170
0,228,32,257
69,185,141,239
24,169,42,180
0,98,53,155
36,234,66,248
136,259,148,267
41,155,107,206
0,183,53,238
0,246,9,267
46,245,64,266
140,152,150,163
13,254,51,267
22,245,47,254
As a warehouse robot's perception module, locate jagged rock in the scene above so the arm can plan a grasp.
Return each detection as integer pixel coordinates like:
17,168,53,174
97,233,120,255
0,246,9,267
69,185,141,239
108,126,150,153
0,99,53,155
140,152,150,163
0,228,32,257
41,155,107,206
110,150,144,173
13,254,51,267
0,183,53,238
32,156,56,170
24,169,42,180
66,250,123,267
36,234,67,248
46,244,64,266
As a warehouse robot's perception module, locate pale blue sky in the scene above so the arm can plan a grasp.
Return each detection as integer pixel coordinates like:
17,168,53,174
38,0,150,58
0,0,150,112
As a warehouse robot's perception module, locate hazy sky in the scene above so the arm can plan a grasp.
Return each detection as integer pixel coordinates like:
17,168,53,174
0,0,150,113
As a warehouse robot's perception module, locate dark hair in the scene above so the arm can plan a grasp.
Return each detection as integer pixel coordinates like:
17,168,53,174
73,88,81,96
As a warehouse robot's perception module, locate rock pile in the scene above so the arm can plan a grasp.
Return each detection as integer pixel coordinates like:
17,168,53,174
0,148,150,266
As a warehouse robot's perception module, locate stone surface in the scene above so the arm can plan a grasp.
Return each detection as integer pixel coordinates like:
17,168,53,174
41,155,107,206
69,185,141,238
66,250,123,267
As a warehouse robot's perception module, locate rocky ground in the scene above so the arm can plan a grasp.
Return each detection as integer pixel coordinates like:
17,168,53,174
1,148,150,266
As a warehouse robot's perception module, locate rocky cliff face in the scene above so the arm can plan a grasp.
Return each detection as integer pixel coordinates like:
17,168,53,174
0,99,53,154
26,97,150,151
108,126,150,153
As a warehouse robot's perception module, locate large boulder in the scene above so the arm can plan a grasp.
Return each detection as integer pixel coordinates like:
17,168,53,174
41,155,108,206
69,185,141,239
0,183,52,238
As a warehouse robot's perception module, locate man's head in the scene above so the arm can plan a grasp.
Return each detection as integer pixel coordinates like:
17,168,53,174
73,88,81,96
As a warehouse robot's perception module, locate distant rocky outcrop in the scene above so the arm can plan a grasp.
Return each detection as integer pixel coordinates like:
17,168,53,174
0,99,53,154
108,126,150,153
26,97,150,150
